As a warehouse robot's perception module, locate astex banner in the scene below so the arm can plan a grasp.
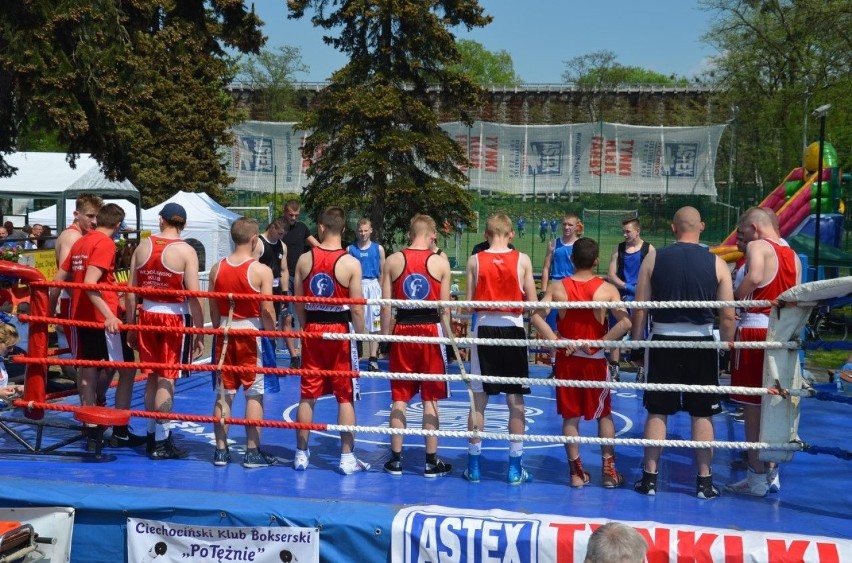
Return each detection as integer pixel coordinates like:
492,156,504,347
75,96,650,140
127,518,319,562
390,506,852,563
226,122,725,197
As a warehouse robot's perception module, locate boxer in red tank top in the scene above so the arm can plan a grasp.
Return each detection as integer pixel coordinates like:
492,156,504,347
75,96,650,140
293,206,368,475
532,237,631,489
127,202,204,459
380,214,452,477
727,207,800,497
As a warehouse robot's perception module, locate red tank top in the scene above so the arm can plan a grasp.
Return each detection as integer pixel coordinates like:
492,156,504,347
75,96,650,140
747,239,798,315
304,248,349,312
136,235,186,304
556,277,607,340
392,248,441,301
213,257,260,320
473,249,523,313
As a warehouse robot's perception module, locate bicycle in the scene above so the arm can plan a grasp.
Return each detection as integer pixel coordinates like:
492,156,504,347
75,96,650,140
804,305,849,342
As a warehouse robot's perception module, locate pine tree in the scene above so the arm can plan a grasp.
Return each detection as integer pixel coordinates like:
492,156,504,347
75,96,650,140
288,0,491,247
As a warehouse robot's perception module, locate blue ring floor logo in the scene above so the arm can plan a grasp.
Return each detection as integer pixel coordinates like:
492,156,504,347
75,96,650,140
281,390,636,451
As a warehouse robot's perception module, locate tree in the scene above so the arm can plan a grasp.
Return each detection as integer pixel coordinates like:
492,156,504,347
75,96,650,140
0,1,264,205
700,0,852,191
451,39,521,87
287,0,491,248
562,50,689,121
237,46,310,121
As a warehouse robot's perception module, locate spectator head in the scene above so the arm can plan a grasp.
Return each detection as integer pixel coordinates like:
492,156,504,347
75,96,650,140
159,202,187,230
97,203,126,231
318,206,345,237
584,522,648,563
231,217,259,246
571,237,600,270
283,200,301,226
74,194,104,233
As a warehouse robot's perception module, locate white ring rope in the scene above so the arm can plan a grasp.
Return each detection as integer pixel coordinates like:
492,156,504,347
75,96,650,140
317,425,804,451
372,298,786,310
324,332,799,350
352,370,810,397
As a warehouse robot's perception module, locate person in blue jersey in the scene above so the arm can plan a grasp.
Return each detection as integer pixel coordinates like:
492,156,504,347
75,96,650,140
631,207,735,499
516,215,526,238
540,212,582,373
606,217,654,381
348,218,385,372
549,217,558,240
539,218,548,243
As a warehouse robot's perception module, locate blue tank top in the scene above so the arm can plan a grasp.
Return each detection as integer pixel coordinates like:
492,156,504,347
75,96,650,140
622,250,642,285
348,241,381,279
650,242,716,325
549,239,575,281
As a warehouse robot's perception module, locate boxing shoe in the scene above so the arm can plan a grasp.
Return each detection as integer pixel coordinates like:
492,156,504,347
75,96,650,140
339,457,370,475
294,448,310,471
213,448,231,466
424,459,452,478
767,467,781,493
507,455,532,485
634,467,657,495
463,453,481,483
242,449,279,468
601,455,624,489
149,435,188,460
568,456,591,488
697,473,720,499
726,467,768,497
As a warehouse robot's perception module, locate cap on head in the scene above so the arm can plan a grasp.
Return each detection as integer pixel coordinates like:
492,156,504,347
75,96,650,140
159,202,187,223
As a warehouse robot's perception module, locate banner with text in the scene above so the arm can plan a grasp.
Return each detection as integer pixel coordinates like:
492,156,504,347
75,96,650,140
226,122,725,197
127,518,319,563
391,506,851,563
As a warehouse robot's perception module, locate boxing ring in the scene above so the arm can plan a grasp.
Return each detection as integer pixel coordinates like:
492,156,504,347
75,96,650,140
0,261,850,562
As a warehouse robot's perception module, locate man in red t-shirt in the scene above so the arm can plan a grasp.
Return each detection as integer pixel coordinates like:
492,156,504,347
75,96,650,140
49,204,127,448
532,238,631,488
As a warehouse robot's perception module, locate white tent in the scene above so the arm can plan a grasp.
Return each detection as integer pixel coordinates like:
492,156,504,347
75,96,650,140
27,199,139,230
142,191,240,271
0,152,141,229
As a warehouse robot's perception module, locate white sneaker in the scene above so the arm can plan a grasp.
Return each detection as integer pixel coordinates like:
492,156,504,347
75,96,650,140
766,467,781,493
339,457,371,475
726,468,769,497
294,449,310,471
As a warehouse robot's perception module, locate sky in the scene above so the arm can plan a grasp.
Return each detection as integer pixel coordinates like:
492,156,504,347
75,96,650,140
253,1,719,84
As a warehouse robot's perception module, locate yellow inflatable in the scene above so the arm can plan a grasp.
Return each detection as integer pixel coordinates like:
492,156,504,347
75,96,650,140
710,245,743,263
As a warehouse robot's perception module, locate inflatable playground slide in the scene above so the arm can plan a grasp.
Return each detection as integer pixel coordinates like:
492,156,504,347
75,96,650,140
713,142,843,263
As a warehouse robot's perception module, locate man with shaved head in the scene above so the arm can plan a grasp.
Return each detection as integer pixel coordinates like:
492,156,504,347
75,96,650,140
726,207,800,497
631,207,736,498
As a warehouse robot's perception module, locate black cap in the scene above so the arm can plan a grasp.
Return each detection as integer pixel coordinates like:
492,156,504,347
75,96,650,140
159,202,187,222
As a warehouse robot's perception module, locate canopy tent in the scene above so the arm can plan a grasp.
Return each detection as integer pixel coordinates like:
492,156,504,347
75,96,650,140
142,191,240,271
0,152,141,230
27,199,139,230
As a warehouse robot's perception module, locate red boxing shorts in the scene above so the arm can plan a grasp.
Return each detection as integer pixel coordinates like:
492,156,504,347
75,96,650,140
554,354,612,420
300,322,359,403
389,322,449,403
730,326,767,405
138,310,192,379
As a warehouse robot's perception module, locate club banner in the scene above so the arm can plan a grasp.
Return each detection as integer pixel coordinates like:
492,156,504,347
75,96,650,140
390,506,851,563
127,518,319,562
226,122,725,197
